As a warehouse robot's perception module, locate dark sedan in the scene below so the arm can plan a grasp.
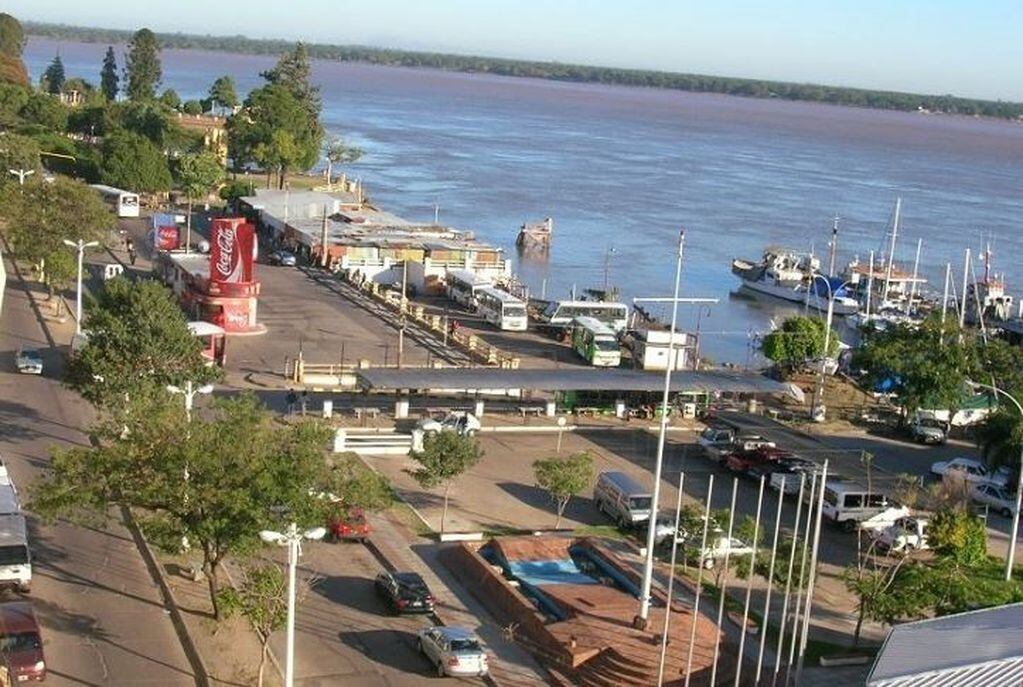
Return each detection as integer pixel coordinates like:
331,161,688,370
374,571,435,615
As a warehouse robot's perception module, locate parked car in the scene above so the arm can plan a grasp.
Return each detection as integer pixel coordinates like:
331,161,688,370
875,516,929,552
0,601,45,682
767,457,821,494
14,348,42,375
910,416,948,444
327,505,371,543
268,250,297,266
680,531,754,569
374,571,434,615
593,471,652,527
416,411,481,437
972,483,1018,518
724,446,786,475
931,457,1009,488
697,426,735,458
417,626,489,678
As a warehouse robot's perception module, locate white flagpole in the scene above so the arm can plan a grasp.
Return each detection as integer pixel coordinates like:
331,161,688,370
657,470,686,686
786,472,818,683
794,462,829,685
771,473,807,687
683,474,715,687
733,475,766,687
756,474,788,683
709,477,739,686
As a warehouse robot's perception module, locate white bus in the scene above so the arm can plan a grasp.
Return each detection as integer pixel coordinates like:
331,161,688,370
540,300,629,333
90,184,140,218
475,286,528,331
446,269,494,309
571,316,621,367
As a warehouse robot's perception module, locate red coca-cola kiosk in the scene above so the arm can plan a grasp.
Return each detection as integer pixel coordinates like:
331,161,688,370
154,217,264,335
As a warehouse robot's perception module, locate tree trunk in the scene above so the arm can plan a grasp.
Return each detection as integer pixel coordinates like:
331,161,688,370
441,482,451,535
555,497,567,529
257,639,268,687
204,558,221,620
265,169,272,189
853,602,865,648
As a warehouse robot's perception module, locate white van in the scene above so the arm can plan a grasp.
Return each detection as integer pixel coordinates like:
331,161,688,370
817,478,899,531
593,472,652,527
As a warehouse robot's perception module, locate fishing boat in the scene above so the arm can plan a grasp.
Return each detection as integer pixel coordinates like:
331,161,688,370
731,248,860,315
842,198,927,311
516,217,553,251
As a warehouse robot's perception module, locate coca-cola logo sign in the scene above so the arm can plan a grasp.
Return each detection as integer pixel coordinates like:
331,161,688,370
215,226,239,281
210,218,253,284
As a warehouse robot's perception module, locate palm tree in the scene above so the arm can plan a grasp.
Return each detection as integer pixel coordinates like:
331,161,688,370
976,407,1023,478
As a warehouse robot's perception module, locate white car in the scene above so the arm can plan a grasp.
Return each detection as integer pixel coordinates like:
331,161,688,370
15,347,42,375
416,412,481,437
875,516,929,552
678,530,754,569
417,626,488,678
972,483,1018,518
931,457,1009,488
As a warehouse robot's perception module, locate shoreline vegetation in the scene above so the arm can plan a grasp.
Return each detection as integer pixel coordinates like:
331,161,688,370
25,21,1023,121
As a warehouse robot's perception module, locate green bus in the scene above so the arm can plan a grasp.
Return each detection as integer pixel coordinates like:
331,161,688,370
571,316,621,367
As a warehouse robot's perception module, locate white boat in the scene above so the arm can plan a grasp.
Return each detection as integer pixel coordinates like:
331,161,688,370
732,249,860,315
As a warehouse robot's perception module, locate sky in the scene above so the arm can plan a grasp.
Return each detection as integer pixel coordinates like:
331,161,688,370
7,0,1023,101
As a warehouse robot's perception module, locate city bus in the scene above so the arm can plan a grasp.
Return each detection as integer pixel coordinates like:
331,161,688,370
445,269,494,309
539,300,629,333
475,286,528,331
571,316,621,367
90,184,141,218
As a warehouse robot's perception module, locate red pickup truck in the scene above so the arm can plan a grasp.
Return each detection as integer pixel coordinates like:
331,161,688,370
723,446,788,475
327,506,371,543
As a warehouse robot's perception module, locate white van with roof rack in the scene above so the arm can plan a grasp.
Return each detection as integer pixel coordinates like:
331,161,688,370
815,477,903,532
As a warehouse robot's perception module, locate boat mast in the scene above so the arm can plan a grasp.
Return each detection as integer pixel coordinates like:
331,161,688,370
959,248,970,329
941,262,951,326
865,251,875,319
828,216,839,277
905,238,922,316
881,197,901,305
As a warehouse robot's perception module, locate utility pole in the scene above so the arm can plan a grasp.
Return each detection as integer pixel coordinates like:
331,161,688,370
319,203,329,268
827,216,838,277
881,197,901,305
397,260,408,368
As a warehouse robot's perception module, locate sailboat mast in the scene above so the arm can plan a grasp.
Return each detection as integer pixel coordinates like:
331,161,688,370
941,262,951,326
828,216,839,277
865,250,875,319
881,197,901,304
959,248,970,329
905,238,922,316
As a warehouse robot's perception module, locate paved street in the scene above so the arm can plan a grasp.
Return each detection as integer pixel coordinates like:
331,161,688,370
1,257,196,685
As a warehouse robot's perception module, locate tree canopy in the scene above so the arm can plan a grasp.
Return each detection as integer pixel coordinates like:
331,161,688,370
0,132,40,176
42,54,65,94
761,315,839,370
66,277,219,406
207,75,238,109
0,14,26,87
100,45,118,101
159,88,180,110
124,28,162,100
533,451,594,528
408,432,483,533
100,129,172,193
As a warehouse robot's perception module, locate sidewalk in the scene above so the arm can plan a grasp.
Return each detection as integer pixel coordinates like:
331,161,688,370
367,510,550,686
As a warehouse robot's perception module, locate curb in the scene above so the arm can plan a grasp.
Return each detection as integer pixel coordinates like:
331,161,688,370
121,506,211,687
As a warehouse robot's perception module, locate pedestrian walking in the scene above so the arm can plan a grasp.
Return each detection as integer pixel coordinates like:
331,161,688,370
300,389,309,416
126,238,136,266
285,389,297,416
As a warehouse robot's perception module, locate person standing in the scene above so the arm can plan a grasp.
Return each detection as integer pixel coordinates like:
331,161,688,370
126,238,136,266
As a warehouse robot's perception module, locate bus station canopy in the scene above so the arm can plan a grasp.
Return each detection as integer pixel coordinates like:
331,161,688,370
357,367,796,396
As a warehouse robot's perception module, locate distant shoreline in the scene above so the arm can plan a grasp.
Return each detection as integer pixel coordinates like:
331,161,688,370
24,21,1023,122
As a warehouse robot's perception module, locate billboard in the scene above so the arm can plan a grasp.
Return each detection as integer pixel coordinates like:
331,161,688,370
210,218,255,284
153,225,179,251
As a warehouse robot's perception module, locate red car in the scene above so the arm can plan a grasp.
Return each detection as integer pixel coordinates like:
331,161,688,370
723,446,788,475
328,506,371,543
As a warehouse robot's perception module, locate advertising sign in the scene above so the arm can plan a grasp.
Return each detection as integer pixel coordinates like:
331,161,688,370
154,225,179,251
210,218,255,284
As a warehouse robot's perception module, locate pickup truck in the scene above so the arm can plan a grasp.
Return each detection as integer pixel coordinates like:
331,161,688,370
328,506,371,543
724,446,787,475
698,426,775,463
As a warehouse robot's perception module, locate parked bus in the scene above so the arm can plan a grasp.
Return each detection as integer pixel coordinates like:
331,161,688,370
571,316,621,367
445,269,493,309
539,300,628,333
89,184,140,218
475,286,528,331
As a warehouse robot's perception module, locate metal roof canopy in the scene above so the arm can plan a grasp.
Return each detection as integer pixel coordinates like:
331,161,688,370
356,368,791,394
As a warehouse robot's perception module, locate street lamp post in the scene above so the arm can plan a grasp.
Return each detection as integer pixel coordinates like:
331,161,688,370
8,168,33,185
260,524,326,687
165,381,215,424
807,275,854,422
972,382,1023,580
62,239,100,335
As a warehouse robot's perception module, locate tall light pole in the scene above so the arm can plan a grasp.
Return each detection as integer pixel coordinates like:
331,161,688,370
62,239,99,335
165,381,215,424
637,228,685,627
972,382,1023,580
260,523,326,687
8,168,33,185
808,274,854,422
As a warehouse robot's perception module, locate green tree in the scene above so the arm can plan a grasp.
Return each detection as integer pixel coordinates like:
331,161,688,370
159,88,180,110
408,432,483,534
843,552,929,646
219,179,255,206
0,132,40,178
0,14,27,87
976,408,1023,476
31,393,334,619
927,506,988,567
100,45,118,101
260,43,320,115
218,564,288,687
533,451,594,528
42,54,65,94
181,99,202,115
124,28,162,100
66,277,219,406
175,150,224,250
0,177,111,301
100,129,172,193
19,92,68,131
327,454,394,512
761,315,838,370
324,135,362,187
207,75,238,109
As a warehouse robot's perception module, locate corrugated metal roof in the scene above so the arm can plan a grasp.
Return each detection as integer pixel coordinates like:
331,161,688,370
356,368,791,394
868,603,1023,686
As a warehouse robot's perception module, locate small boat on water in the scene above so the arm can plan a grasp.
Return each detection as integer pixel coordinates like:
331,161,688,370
516,217,553,251
731,248,860,315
